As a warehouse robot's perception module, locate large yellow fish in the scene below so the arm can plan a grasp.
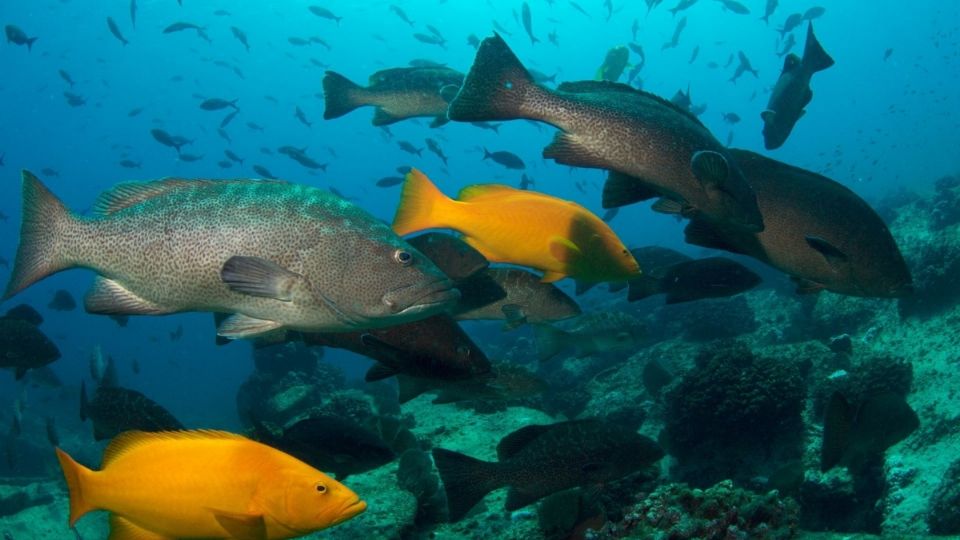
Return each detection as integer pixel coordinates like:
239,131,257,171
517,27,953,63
392,169,640,283
56,429,366,539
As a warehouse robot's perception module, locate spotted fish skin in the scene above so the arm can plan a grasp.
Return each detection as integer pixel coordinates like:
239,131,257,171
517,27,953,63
4,172,458,337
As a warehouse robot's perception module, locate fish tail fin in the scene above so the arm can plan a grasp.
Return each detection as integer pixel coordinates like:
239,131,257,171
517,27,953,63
3,171,79,300
803,23,834,73
55,447,97,526
391,168,454,236
533,323,568,362
447,33,540,122
322,71,366,119
27,37,38,51
432,448,506,522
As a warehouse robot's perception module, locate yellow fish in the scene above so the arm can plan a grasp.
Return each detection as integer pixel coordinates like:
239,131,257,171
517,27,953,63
56,429,366,539
392,169,640,283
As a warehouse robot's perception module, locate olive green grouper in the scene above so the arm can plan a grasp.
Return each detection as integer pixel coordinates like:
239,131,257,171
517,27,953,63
3,172,459,338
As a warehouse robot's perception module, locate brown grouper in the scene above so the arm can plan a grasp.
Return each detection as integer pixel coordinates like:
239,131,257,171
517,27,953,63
447,33,763,232
3,172,459,338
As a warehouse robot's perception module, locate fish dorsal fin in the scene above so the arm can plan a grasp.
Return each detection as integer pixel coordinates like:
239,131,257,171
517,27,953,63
496,424,553,460
109,514,174,540
457,183,519,202
93,179,212,215
102,429,246,467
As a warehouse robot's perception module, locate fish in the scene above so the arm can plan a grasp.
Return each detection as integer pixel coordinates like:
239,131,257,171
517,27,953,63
533,311,644,361
129,0,137,28
519,174,534,190
177,153,204,163
482,148,525,169
106,17,128,46
454,268,581,328
230,26,249,51
55,430,366,537
688,44,699,63
821,392,918,473
568,1,590,17
3,172,459,338
48,289,77,311
200,98,238,111
119,159,141,169
64,92,86,107
722,112,741,124
396,361,546,405
224,149,243,164
662,17,686,50
89,345,107,385
729,50,759,83
777,33,796,57
716,0,749,14
0,308,61,380
308,5,342,24
803,6,825,20
596,46,630,81
521,2,539,44
80,383,183,441
5,25,38,51
646,0,664,13
303,313,492,389
467,34,481,49
683,149,912,297
322,67,463,127
252,165,276,179
277,146,327,171
448,34,763,232
398,141,422,156
150,128,190,153
58,69,74,87
376,176,404,188
413,33,447,48
262,417,397,481
425,138,448,165
288,36,310,46
389,4,415,26
668,0,698,16
778,13,803,38
294,106,312,127
392,169,639,283
760,0,778,24
761,23,835,150
163,21,204,33
433,419,663,521
626,255,761,303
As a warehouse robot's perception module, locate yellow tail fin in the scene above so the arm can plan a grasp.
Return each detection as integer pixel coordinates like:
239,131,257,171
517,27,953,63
391,169,454,236
55,447,97,527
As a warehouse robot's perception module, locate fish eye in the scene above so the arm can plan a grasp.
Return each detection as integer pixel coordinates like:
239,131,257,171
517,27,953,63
394,250,413,266
315,482,327,493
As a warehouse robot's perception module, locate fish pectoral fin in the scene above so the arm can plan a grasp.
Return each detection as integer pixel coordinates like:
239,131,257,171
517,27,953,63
500,304,527,331
804,235,848,269
372,107,402,126
220,256,306,302
85,277,173,315
792,277,826,295
651,198,684,215
429,116,449,128
602,171,662,208
760,109,776,123
108,514,174,540
208,508,267,540
365,362,399,382
217,313,284,339
439,84,460,103
548,236,582,265
691,150,730,188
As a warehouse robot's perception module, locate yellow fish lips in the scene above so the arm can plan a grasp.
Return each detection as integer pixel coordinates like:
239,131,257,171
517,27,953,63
334,497,367,525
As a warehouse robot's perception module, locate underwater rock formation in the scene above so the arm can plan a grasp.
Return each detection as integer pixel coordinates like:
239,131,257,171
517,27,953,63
661,341,806,486
927,458,960,534
648,296,758,343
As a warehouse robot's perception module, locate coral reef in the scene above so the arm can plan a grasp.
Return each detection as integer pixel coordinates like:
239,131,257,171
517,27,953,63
589,480,799,540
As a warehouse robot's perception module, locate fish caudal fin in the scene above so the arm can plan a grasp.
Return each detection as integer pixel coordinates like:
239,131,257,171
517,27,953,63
447,33,537,122
3,171,78,300
322,71,366,120
391,169,454,236
55,448,97,527
532,323,568,362
803,23,835,73
432,448,506,522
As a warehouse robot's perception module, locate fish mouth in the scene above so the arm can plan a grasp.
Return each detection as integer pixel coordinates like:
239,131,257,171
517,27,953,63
384,277,460,317
333,498,367,524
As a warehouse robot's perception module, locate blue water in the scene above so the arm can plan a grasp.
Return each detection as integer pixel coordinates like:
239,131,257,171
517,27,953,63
1,0,959,537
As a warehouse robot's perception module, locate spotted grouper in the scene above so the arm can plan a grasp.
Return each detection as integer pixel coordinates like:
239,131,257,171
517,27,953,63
3,171,459,338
